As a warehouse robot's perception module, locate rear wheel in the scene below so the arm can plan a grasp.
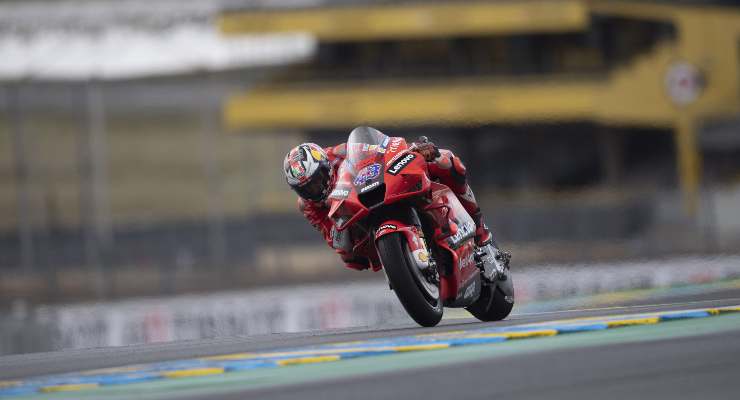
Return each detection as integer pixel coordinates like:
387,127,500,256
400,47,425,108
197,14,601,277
377,232,443,327
466,275,514,322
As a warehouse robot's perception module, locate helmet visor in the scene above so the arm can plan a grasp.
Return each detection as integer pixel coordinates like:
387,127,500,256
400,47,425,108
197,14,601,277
294,164,330,201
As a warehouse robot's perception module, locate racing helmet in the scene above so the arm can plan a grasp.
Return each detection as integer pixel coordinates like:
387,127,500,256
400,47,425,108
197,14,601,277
284,143,331,202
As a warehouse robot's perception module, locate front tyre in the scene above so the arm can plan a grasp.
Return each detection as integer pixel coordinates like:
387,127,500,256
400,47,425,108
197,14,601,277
377,232,443,327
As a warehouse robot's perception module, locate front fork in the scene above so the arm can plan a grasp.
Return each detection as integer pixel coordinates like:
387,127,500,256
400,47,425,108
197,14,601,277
374,208,439,287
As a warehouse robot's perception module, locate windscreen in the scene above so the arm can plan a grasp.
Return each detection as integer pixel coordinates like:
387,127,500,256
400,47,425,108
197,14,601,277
346,126,389,169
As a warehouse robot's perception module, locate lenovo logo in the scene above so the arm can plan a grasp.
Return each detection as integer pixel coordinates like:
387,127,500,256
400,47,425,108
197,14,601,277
387,153,416,176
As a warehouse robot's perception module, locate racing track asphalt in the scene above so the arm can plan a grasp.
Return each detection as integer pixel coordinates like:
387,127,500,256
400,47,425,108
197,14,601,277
2,290,740,400
3,291,740,382
212,319,740,400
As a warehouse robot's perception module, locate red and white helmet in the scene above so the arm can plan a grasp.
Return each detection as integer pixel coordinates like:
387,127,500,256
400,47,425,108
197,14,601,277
283,143,331,201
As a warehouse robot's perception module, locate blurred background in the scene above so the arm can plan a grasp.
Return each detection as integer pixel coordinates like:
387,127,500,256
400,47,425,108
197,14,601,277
1,0,739,355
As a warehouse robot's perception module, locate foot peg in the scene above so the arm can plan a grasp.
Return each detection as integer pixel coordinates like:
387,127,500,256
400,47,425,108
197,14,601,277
495,250,511,270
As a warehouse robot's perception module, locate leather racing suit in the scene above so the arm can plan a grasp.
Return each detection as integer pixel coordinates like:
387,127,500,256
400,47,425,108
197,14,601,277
298,141,495,271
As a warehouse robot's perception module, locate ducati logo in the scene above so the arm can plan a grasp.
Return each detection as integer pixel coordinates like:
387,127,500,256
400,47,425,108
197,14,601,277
359,181,380,193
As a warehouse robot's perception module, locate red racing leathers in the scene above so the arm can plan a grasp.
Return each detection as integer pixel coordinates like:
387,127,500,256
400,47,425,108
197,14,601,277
298,141,493,271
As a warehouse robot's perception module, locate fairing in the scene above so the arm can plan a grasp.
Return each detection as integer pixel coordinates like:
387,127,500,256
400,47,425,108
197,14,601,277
327,127,480,306
328,128,425,229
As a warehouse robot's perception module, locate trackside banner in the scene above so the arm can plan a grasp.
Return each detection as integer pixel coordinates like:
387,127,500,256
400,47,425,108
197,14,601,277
24,256,740,352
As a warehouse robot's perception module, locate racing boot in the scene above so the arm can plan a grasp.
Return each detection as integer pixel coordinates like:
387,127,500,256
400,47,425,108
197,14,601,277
472,210,511,281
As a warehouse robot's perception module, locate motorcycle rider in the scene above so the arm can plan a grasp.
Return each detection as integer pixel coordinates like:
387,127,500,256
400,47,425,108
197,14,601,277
283,127,510,273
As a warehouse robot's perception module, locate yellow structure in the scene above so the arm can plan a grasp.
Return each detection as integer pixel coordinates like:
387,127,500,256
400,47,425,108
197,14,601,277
590,1,740,214
220,0,590,40
221,0,740,215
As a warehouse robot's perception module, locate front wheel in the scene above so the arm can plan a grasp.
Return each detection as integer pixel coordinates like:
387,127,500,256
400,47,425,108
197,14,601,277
377,232,443,327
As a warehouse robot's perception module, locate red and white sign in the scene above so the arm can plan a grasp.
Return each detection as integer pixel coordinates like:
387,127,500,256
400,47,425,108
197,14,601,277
665,61,705,106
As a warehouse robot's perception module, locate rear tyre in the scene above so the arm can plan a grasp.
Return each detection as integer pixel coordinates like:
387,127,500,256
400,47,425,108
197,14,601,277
377,232,443,327
466,279,514,322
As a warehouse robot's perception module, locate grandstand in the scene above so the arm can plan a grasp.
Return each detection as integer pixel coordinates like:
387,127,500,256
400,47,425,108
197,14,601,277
221,0,740,215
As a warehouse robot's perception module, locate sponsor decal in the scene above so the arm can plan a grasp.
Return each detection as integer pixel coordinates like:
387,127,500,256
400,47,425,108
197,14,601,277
348,143,364,154
387,149,414,167
291,148,306,162
354,163,382,185
289,162,305,178
447,220,475,248
359,181,381,193
329,187,350,199
413,249,430,266
368,145,378,152
387,153,416,176
389,138,403,153
459,251,475,270
287,148,308,179
378,224,397,231
377,137,389,154
310,148,323,161
376,223,397,238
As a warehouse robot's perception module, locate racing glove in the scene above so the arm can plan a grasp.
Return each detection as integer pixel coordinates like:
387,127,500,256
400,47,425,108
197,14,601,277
298,198,334,248
409,136,441,162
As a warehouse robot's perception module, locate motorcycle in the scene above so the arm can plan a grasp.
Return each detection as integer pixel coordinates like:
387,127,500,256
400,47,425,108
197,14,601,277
327,126,514,327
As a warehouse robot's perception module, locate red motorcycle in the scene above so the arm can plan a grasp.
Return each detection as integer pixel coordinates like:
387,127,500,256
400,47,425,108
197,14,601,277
328,127,514,327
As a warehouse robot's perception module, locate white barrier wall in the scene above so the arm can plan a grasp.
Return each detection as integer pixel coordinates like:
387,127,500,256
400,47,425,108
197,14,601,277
37,283,409,350
29,255,740,352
